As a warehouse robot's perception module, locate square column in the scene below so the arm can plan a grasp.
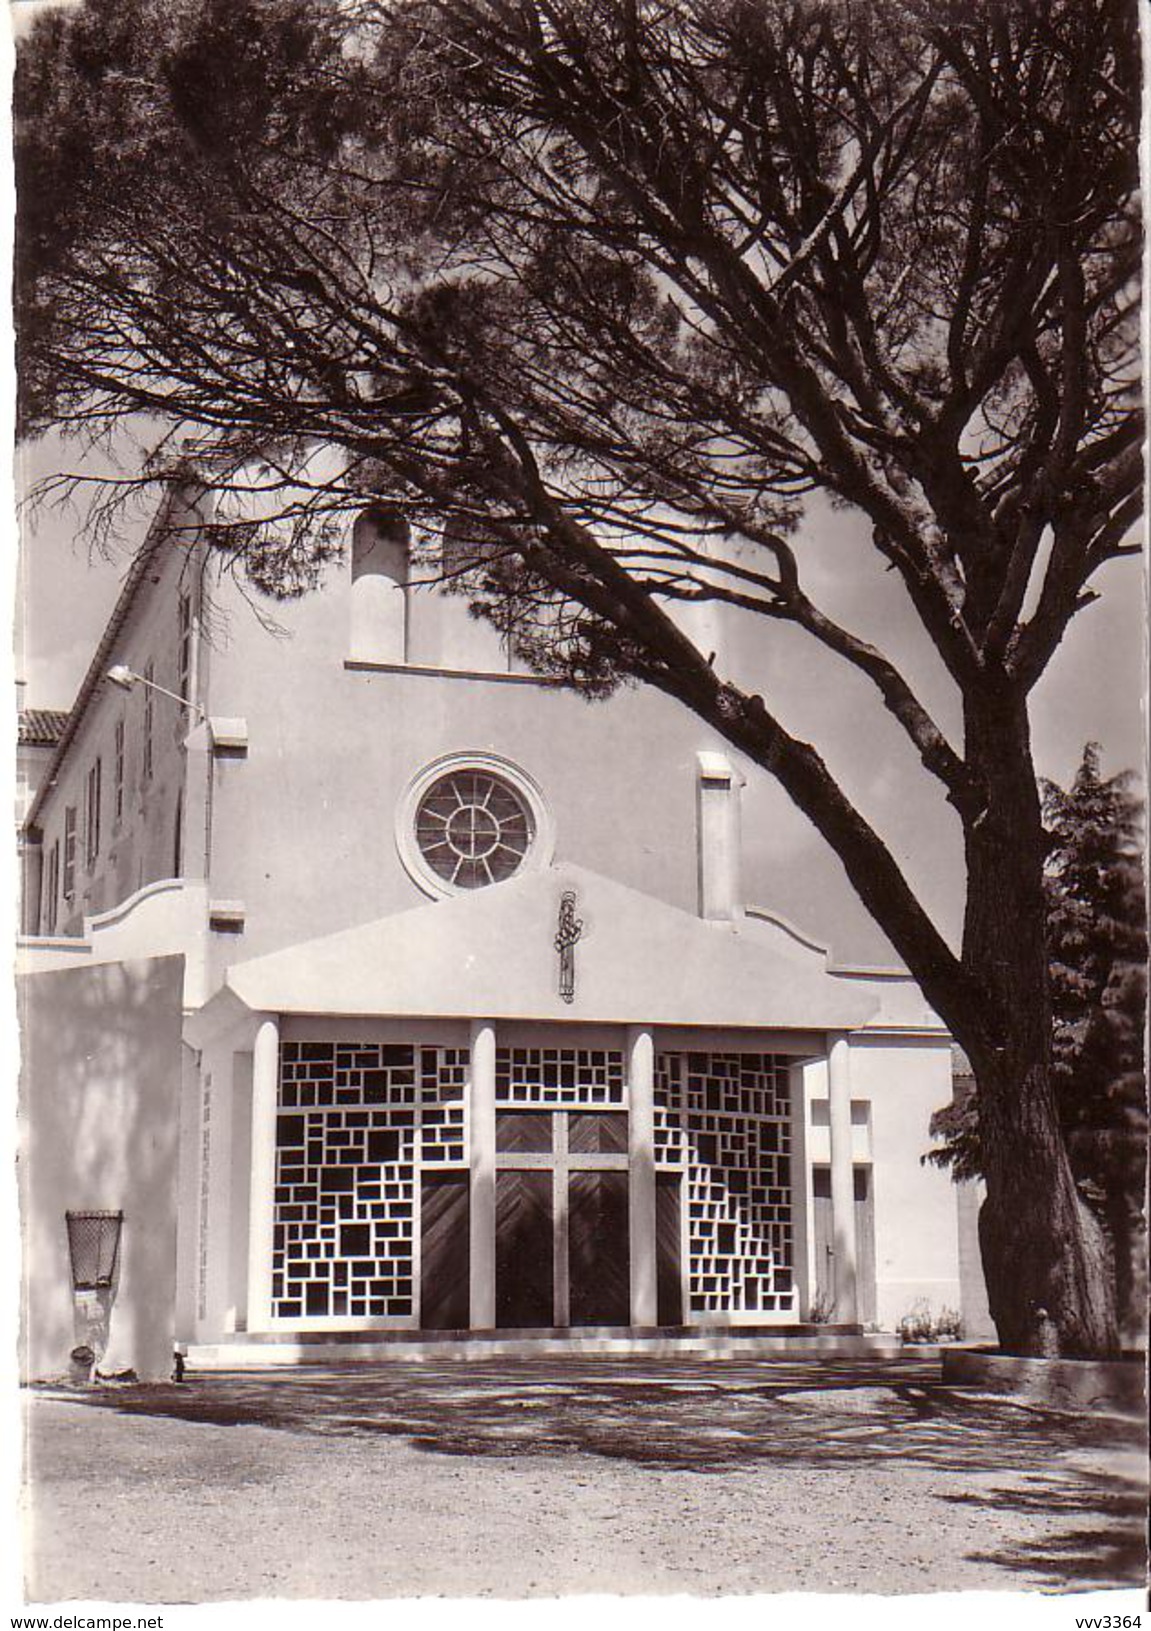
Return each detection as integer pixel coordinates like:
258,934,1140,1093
469,1020,497,1329
627,1025,658,1326
180,719,214,881
245,1013,280,1333
20,831,42,936
787,1059,810,1320
828,1032,859,1323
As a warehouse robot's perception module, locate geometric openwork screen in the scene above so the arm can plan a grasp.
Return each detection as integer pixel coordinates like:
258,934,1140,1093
495,1046,625,1107
655,1052,794,1317
65,1209,124,1290
273,1041,470,1322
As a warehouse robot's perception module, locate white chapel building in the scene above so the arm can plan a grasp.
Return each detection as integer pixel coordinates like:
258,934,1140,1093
18,483,985,1377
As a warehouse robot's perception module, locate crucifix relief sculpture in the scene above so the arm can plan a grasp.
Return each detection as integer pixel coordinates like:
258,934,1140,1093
554,891,583,1004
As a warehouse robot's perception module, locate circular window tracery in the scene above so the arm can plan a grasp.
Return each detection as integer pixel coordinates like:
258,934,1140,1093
396,753,554,899
415,769,534,889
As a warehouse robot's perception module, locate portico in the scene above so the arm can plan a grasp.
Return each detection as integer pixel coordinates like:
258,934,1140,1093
182,861,927,1355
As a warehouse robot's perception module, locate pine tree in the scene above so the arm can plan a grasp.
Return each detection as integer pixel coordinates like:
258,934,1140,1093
932,744,1147,1335
15,0,1142,1354
1044,745,1147,1336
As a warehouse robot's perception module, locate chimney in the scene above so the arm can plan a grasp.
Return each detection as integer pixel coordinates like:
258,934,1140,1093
696,750,744,921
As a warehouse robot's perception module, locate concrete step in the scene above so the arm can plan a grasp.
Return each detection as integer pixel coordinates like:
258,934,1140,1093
184,1324,904,1368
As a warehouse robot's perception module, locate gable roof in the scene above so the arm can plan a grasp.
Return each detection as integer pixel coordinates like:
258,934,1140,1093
213,862,881,1032
22,478,202,833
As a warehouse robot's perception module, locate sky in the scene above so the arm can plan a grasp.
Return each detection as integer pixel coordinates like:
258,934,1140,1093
14,420,1147,966
14,428,164,707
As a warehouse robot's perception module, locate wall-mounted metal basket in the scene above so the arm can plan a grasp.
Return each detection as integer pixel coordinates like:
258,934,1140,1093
65,1210,123,1291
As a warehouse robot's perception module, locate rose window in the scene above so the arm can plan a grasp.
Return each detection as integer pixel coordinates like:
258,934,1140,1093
414,770,534,888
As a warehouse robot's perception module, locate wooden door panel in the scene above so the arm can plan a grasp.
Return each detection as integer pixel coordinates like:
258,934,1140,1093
420,1173,470,1331
812,1167,834,1316
812,1167,876,1323
496,1170,554,1328
495,1112,553,1153
568,1112,628,1154
854,1167,877,1325
656,1172,683,1327
568,1170,630,1326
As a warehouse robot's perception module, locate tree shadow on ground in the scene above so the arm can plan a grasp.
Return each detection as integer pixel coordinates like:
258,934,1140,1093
938,1463,1149,1591
31,1358,1146,1590
30,1356,1141,1463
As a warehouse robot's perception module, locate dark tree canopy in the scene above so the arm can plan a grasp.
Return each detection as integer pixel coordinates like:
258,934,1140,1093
1044,745,1146,1332
931,742,1147,1331
15,0,1144,1356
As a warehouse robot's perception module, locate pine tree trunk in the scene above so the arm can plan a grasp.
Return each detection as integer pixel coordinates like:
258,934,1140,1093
974,1058,1117,1356
962,692,1119,1358
1106,1193,1144,1345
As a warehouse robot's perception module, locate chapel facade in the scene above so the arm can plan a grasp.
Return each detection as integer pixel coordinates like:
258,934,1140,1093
18,482,983,1376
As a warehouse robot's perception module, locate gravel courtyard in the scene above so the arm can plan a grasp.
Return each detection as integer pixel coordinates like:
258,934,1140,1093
22,1355,1146,1602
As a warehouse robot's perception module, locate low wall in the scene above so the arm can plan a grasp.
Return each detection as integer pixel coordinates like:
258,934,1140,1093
942,1347,1146,1417
19,956,186,1382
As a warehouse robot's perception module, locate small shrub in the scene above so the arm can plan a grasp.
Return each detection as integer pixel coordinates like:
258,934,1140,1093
808,1290,836,1324
898,1299,935,1343
935,1306,964,1342
898,1301,965,1343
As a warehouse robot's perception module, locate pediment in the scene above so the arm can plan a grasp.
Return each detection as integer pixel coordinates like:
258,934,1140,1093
220,863,879,1031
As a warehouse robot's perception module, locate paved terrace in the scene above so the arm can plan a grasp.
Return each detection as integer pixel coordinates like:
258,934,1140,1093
24,1354,1147,1600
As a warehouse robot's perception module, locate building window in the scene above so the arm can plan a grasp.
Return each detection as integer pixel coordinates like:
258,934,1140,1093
62,807,77,900
43,840,59,933
114,719,125,823
142,659,154,780
440,517,519,673
85,758,102,868
416,769,532,889
349,508,410,664
441,516,492,574
396,753,554,899
173,793,183,878
177,591,192,715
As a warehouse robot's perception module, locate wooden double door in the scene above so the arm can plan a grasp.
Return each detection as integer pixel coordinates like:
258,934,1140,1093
495,1108,631,1328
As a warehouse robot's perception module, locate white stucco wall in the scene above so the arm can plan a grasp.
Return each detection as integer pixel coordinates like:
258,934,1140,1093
848,1033,962,1328
799,1037,971,1330
17,878,210,1008
19,956,186,1381
194,541,765,985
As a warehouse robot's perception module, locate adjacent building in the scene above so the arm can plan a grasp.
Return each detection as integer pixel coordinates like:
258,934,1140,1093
16,693,67,831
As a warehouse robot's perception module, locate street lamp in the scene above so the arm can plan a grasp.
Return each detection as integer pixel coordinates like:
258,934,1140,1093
106,663,206,719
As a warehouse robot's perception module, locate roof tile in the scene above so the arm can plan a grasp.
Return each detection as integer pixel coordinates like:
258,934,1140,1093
18,709,71,747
